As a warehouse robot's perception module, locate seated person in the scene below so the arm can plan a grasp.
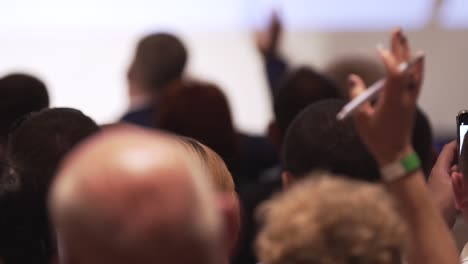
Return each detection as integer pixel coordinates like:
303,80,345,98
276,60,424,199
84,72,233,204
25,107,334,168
49,127,224,264
282,99,380,184
257,173,406,264
0,73,49,157
120,33,187,127
156,80,277,187
234,67,340,264
0,108,99,263
176,136,241,260
257,28,458,264
282,95,435,184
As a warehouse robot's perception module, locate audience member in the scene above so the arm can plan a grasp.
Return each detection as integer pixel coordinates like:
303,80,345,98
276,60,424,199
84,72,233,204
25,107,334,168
157,81,238,169
0,73,49,157
121,33,187,127
156,80,277,186
282,99,380,184
256,173,407,264
0,10,461,264
282,97,435,184
49,127,224,264
176,136,241,259
234,67,340,264
256,14,435,181
0,108,99,263
256,28,458,264
270,67,340,146
348,28,457,264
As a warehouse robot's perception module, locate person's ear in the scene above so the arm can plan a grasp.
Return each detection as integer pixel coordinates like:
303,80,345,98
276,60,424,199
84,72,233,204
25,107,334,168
451,171,467,210
268,121,282,152
282,171,295,190
217,193,241,257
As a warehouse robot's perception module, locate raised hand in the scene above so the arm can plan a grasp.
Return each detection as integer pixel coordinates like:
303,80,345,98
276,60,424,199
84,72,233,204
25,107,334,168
255,11,282,57
349,28,425,166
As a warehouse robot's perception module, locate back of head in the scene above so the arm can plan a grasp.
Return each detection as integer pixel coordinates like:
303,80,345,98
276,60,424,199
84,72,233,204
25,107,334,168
129,33,187,93
0,108,99,262
50,127,223,264
325,56,384,99
177,136,236,194
156,81,238,169
6,108,99,196
256,173,407,264
0,73,49,141
283,99,379,181
273,66,339,135
176,136,240,256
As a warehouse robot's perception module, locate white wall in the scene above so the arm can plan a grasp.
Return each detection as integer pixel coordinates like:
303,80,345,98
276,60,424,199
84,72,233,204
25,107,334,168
0,0,467,138
1,28,467,138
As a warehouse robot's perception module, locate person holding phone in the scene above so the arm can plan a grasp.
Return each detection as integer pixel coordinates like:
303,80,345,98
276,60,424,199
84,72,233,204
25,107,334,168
430,118,468,262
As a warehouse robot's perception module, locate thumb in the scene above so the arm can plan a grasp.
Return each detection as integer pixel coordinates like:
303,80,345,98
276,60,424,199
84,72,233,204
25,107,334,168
348,74,373,126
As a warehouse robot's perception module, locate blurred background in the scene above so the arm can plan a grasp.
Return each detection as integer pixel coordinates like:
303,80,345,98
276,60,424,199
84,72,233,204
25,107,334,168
0,0,467,138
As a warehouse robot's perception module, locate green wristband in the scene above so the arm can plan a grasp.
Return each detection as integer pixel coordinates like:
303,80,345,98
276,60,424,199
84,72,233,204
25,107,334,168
380,152,421,182
401,152,421,173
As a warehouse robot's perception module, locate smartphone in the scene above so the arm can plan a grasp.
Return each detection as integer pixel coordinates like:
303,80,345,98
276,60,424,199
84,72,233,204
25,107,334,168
457,110,468,154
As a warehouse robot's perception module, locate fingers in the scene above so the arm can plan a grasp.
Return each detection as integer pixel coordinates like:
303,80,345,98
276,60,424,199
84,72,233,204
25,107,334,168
378,36,424,104
391,28,411,63
348,74,373,122
391,29,404,63
377,46,399,76
438,141,458,169
451,165,459,175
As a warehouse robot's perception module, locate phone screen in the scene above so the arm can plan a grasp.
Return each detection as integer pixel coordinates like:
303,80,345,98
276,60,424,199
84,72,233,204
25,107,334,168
460,122,468,153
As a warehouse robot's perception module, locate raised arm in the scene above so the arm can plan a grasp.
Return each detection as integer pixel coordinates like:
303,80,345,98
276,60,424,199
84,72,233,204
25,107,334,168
255,12,288,95
349,28,459,264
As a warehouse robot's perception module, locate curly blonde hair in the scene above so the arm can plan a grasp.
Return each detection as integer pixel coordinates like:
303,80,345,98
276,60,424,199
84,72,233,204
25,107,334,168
256,172,407,264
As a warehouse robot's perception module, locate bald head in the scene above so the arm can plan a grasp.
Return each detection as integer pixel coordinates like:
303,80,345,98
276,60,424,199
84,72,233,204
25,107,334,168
49,127,223,264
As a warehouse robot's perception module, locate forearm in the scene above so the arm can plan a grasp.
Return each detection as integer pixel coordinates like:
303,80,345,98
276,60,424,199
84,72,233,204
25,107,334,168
386,169,459,264
264,55,288,95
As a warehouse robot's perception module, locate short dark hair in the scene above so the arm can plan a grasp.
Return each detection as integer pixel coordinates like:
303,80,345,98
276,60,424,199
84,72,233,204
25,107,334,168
0,108,99,263
130,33,187,92
0,73,49,141
283,99,379,182
273,67,339,134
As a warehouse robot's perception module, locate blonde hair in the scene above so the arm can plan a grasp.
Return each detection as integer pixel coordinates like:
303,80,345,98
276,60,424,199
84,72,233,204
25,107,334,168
256,172,407,264
176,136,235,194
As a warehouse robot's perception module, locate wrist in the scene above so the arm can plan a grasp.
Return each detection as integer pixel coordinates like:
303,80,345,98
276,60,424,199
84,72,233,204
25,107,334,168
378,147,421,182
375,146,415,167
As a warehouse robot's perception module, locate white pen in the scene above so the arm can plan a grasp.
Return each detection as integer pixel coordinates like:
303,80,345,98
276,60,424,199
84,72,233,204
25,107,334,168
336,54,424,121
